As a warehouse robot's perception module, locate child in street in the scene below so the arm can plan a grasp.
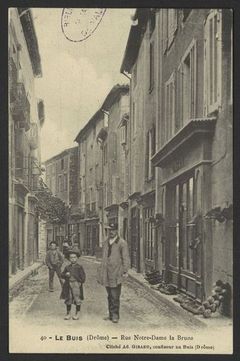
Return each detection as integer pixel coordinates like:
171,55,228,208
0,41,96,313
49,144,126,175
45,241,64,292
60,248,86,320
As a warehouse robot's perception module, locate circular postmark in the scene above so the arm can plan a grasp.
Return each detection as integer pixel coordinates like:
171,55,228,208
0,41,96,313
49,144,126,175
61,8,106,42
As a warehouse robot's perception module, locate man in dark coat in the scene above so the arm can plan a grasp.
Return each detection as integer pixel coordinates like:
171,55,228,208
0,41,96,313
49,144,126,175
97,222,130,323
45,241,64,292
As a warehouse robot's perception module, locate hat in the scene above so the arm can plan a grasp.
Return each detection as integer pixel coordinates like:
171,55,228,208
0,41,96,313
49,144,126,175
66,247,81,258
105,222,118,230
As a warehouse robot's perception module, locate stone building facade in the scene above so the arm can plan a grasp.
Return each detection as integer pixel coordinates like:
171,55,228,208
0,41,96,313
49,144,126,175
9,8,44,275
121,11,157,274
75,84,130,256
96,85,130,241
75,110,105,255
121,9,233,305
44,146,79,249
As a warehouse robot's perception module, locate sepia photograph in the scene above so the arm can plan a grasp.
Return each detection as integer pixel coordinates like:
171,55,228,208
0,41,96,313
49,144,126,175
8,7,233,354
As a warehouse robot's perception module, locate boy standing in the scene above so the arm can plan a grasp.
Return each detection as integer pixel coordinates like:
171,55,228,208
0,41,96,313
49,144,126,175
45,241,64,292
60,249,86,320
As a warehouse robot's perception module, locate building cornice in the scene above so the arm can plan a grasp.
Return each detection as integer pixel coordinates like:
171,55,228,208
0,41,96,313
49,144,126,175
18,8,42,77
120,9,150,74
151,118,217,168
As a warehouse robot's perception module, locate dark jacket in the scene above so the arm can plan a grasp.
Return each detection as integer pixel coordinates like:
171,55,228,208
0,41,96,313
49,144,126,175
97,236,130,287
60,263,86,300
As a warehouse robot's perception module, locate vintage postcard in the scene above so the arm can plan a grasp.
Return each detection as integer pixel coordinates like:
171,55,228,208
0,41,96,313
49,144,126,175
8,7,233,354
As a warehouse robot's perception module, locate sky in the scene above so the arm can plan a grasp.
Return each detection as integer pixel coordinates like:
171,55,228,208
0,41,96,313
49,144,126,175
32,8,134,161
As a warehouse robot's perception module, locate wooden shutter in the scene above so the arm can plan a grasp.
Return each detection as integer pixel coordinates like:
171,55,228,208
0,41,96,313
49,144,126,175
163,9,168,53
151,126,156,178
145,131,149,179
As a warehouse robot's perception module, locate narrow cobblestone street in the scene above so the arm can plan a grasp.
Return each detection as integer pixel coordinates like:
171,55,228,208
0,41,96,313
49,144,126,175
10,258,201,330
9,258,233,354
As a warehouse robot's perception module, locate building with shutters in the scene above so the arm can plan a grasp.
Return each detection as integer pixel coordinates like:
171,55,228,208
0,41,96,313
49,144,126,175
121,9,233,309
96,84,130,241
75,84,129,256
121,10,157,274
9,8,44,275
44,146,79,249
75,108,105,255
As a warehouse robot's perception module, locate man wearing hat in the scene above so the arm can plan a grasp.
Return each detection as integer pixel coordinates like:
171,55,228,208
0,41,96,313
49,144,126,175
97,222,130,323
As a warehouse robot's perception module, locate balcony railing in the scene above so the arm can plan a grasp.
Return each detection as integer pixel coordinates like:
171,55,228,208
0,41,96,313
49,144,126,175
11,82,31,131
70,204,85,219
86,202,98,218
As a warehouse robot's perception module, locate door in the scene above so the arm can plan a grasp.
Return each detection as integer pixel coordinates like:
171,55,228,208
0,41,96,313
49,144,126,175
130,207,140,272
92,225,99,256
17,207,24,270
123,217,128,241
143,207,155,272
167,174,203,300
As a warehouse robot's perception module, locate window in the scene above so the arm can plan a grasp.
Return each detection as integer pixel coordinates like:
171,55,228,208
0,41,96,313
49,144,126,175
61,158,64,170
149,9,156,36
103,143,108,165
204,10,222,114
64,174,67,191
132,101,137,136
145,126,156,180
103,112,109,127
164,73,175,142
149,42,154,91
58,175,61,192
120,124,127,145
177,40,197,128
167,175,197,274
104,183,108,207
168,9,177,47
89,187,93,208
132,63,137,89
144,207,155,261
163,9,178,53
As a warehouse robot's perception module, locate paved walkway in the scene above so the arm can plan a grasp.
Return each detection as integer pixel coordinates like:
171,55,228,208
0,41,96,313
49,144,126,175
9,258,232,354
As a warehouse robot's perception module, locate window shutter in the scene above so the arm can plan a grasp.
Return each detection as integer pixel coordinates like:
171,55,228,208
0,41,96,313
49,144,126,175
204,10,222,115
163,9,168,53
151,126,156,178
168,10,176,47
176,67,181,131
145,131,149,179
172,73,176,136
173,10,178,35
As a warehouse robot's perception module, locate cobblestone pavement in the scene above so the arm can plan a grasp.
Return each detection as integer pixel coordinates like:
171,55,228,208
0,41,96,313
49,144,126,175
9,258,203,330
9,258,233,353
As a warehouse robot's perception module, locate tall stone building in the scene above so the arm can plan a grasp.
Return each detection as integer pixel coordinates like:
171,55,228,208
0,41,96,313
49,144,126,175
75,109,105,255
96,84,129,240
75,84,130,256
9,8,44,275
44,146,79,248
121,11,157,273
121,9,233,306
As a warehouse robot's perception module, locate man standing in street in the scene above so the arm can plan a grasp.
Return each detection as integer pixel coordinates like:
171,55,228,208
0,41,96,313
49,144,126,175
97,223,130,323
45,241,64,292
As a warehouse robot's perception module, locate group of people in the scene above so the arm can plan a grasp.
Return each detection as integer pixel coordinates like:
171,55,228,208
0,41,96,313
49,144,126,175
45,223,130,323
